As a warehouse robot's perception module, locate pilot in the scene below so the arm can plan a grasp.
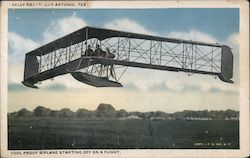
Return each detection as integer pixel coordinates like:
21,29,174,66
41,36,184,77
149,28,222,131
93,44,100,56
84,44,93,56
94,44,108,57
105,48,115,59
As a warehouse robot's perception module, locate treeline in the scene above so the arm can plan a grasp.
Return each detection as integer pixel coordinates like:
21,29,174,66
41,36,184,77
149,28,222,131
8,104,126,119
8,103,239,120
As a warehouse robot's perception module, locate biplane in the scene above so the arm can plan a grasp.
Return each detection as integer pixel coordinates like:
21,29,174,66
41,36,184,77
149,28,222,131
22,26,233,88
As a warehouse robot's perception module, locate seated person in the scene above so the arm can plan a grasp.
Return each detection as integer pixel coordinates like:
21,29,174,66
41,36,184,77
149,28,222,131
93,44,108,57
84,45,93,56
105,48,115,59
93,44,101,56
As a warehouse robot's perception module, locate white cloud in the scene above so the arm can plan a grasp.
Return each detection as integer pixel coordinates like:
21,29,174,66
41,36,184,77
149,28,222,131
43,15,87,43
8,66,23,84
8,32,39,57
39,74,93,89
226,33,239,46
225,33,239,84
104,18,157,35
167,30,218,43
8,32,40,83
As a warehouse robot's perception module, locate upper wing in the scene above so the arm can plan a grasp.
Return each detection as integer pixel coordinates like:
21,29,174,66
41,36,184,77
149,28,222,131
27,26,222,57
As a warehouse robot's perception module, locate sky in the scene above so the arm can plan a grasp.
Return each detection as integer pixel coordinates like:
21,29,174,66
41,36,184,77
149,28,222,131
8,8,240,113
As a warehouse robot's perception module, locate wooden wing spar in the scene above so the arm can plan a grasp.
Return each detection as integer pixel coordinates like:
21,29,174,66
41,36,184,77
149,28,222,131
22,26,234,88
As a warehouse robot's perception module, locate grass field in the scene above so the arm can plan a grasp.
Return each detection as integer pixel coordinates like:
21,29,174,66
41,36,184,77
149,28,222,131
8,117,239,149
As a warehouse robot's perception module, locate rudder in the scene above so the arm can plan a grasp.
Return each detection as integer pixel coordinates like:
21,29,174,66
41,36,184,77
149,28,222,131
218,45,234,83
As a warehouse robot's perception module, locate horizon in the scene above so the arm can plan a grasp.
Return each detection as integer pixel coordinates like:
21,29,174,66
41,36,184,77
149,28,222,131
8,103,239,114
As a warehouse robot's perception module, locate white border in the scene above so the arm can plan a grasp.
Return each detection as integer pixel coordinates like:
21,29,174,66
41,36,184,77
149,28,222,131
1,1,249,157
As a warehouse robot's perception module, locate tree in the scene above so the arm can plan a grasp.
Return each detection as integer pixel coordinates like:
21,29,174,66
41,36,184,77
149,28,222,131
50,110,60,117
116,109,128,118
225,109,238,118
8,112,18,118
34,106,51,117
76,108,94,118
96,103,116,118
59,108,75,118
17,108,32,117
155,111,164,117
